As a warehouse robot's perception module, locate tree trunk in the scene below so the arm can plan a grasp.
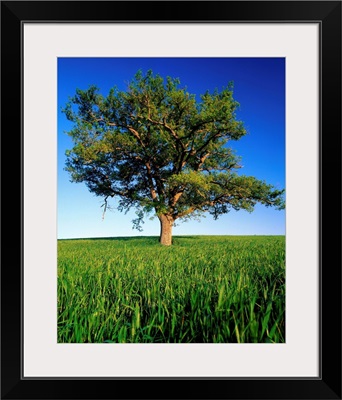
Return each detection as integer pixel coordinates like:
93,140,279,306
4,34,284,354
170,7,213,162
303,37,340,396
159,214,174,246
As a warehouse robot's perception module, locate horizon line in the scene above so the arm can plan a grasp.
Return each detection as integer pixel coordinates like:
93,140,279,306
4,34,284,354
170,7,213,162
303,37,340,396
58,233,286,240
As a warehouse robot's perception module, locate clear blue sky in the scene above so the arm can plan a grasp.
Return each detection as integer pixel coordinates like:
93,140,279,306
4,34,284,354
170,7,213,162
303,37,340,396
58,57,285,239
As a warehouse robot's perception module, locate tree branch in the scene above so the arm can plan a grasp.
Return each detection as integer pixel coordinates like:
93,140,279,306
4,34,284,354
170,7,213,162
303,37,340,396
145,162,158,201
147,116,186,151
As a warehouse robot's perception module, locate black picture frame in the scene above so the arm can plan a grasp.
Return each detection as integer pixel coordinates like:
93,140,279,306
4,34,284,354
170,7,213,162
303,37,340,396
1,1,341,399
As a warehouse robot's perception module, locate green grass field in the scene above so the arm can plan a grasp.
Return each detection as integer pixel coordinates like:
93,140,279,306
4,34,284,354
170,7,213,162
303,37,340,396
58,235,285,343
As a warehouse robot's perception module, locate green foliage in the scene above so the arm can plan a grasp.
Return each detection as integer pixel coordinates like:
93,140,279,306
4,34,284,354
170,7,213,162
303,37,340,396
58,235,285,343
63,70,285,231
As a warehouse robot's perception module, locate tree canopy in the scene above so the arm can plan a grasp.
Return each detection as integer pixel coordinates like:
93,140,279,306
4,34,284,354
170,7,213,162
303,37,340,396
63,69,285,245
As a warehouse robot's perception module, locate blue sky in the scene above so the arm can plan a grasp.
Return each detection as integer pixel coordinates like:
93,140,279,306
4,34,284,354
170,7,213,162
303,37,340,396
58,57,285,239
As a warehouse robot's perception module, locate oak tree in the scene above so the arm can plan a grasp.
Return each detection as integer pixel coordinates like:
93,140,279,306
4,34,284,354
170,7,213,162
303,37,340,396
63,70,285,245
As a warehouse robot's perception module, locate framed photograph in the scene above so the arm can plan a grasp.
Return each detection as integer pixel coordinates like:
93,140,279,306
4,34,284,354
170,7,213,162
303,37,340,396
1,1,341,399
